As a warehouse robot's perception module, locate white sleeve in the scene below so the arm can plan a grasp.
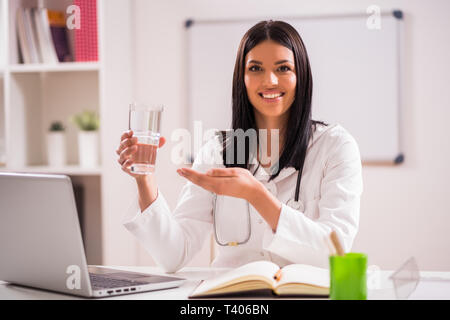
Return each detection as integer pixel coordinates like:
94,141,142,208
122,137,222,273
263,135,363,267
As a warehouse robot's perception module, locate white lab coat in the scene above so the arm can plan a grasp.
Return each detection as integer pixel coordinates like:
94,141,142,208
122,123,363,273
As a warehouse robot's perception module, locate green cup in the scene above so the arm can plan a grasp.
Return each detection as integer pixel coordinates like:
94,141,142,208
329,253,367,300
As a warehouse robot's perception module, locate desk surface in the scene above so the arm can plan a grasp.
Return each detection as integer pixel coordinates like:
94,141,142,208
1,266,450,300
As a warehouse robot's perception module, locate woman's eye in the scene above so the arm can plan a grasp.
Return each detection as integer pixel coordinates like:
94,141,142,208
249,65,261,72
278,65,291,72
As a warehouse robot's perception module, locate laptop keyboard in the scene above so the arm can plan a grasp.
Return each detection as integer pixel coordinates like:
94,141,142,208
89,273,149,289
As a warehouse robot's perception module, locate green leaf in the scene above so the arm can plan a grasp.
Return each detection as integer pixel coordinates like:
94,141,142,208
70,110,100,131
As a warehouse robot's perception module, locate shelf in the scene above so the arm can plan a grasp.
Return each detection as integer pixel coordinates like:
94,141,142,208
0,165,103,176
8,62,100,73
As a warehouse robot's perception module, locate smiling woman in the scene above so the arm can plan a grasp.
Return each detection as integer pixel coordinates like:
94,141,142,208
118,20,363,273
228,20,327,179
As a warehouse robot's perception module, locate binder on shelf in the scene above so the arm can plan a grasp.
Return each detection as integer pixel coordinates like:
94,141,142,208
74,0,98,62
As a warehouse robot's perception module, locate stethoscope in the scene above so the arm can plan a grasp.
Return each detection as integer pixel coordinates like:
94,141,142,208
212,162,303,247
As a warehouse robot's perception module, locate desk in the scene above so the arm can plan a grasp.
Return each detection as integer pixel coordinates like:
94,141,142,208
1,266,450,300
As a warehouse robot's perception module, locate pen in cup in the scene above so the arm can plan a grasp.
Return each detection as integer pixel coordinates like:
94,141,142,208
330,230,345,256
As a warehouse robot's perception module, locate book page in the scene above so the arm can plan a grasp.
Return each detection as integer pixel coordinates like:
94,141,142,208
277,264,329,288
192,261,279,295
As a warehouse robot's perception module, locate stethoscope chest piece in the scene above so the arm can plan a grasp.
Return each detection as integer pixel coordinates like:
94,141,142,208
287,198,304,211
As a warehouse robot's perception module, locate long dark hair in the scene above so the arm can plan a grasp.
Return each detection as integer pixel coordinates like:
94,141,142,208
221,20,327,181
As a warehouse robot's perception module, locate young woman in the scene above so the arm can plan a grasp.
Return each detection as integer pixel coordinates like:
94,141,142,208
116,20,363,272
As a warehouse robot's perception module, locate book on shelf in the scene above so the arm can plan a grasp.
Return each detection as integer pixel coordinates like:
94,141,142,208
33,8,59,64
16,8,30,64
16,8,39,64
74,0,98,62
189,260,329,298
47,10,73,62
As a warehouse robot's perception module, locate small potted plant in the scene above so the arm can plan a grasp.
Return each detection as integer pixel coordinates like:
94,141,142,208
47,121,67,167
70,110,100,168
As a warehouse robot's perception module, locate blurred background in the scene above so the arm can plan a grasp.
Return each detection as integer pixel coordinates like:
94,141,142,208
0,0,449,272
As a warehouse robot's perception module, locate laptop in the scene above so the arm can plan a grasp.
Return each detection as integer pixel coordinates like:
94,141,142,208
0,172,185,298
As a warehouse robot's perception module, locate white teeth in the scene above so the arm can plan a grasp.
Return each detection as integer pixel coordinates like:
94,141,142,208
262,93,282,99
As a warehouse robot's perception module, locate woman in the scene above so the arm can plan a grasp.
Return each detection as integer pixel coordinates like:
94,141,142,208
116,20,363,272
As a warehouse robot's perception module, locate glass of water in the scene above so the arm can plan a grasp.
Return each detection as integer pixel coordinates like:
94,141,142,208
128,102,163,175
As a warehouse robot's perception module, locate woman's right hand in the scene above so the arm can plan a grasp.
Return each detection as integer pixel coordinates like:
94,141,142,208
116,130,166,180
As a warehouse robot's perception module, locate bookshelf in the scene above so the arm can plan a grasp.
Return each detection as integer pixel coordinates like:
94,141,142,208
1,0,137,268
0,0,104,265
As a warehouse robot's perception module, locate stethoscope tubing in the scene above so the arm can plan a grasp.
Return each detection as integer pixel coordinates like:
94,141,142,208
212,193,252,246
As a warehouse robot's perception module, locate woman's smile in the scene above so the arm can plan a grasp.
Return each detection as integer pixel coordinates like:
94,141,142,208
258,91,285,102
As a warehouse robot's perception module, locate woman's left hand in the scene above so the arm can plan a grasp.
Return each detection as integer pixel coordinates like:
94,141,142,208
177,167,262,201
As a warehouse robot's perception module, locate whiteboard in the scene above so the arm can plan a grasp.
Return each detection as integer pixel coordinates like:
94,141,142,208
187,11,404,164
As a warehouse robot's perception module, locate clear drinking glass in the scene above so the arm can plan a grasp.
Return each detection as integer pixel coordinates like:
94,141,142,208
128,102,163,175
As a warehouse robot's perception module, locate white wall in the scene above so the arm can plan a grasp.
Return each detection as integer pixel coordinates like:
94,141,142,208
128,0,450,271
101,0,140,266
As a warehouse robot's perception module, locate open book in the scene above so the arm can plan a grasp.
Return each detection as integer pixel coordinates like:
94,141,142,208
190,261,329,298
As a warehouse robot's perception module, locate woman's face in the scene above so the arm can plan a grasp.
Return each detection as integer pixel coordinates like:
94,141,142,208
244,40,297,120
